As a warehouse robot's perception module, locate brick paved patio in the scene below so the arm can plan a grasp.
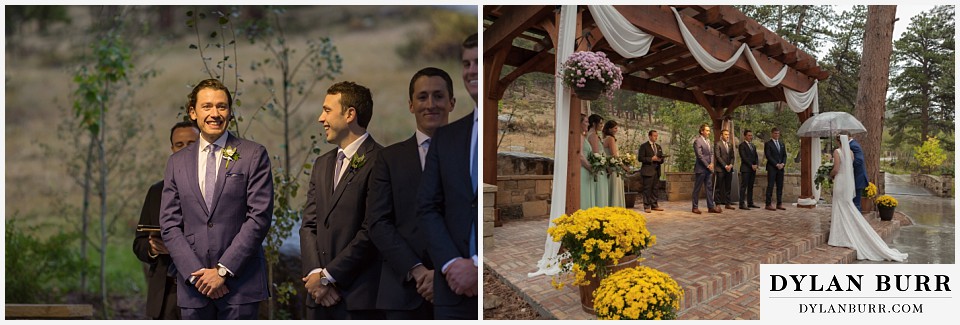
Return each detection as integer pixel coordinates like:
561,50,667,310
483,200,909,320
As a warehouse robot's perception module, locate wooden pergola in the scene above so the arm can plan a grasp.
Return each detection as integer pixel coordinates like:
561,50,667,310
483,5,830,213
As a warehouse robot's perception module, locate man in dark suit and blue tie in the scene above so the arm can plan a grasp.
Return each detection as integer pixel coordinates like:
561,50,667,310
764,127,787,211
301,81,384,320
365,67,457,319
714,129,736,210
417,33,478,320
160,79,274,319
134,121,198,319
847,135,869,212
737,129,760,210
692,123,721,214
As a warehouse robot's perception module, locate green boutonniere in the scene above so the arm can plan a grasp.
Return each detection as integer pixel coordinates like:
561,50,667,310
221,146,240,169
348,154,367,172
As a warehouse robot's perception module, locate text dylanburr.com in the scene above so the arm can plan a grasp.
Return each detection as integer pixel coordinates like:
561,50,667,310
760,264,957,321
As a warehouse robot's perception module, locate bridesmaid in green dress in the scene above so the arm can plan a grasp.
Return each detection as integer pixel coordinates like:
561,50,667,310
603,120,625,207
587,114,608,207
579,115,596,209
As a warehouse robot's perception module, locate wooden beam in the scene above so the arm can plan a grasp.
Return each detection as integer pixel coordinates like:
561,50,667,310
621,75,698,105
500,48,552,86
622,45,689,74
5,304,94,319
612,5,816,92
483,96,499,186
486,46,510,100
484,6,555,54
722,92,750,117
692,88,720,120
646,56,700,79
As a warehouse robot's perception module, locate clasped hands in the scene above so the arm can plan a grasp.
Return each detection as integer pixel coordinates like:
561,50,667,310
148,234,169,255
411,265,435,303
444,258,478,297
303,272,342,307
191,268,229,299
777,163,785,170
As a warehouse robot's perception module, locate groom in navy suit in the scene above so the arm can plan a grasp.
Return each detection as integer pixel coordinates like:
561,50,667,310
848,136,869,212
417,33,478,320
160,79,273,319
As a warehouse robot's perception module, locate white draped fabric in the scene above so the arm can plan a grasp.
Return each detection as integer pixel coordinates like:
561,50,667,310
589,5,654,58
744,49,789,87
529,5,577,278
785,80,820,113
671,7,747,73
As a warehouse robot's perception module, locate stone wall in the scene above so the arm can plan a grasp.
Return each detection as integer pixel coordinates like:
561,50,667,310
483,184,496,251
498,152,554,176
912,174,954,197
496,175,553,220
666,172,802,204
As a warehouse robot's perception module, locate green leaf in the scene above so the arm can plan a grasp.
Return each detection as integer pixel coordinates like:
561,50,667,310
189,44,198,49
235,99,242,107
219,16,229,25
186,10,193,17
210,31,218,38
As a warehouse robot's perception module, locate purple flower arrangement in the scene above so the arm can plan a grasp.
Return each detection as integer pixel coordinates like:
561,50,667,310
558,51,624,98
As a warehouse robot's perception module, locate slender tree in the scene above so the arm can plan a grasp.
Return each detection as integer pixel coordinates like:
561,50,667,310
853,5,897,188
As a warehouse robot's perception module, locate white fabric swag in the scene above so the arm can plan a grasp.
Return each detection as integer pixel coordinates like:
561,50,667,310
529,4,578,278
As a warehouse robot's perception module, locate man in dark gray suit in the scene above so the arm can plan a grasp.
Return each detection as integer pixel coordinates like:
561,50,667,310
764,127,787,210
637,130,663,213
714,129,736,210
366,67,457,319
738,129,760,210
160,79,274,319
692,123,721,214
301,81,383,320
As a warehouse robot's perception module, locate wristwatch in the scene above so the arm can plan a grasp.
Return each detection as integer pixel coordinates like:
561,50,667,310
319,275,331,286
217,264,229,277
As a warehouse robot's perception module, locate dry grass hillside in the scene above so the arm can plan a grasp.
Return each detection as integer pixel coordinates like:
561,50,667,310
5,6,477,228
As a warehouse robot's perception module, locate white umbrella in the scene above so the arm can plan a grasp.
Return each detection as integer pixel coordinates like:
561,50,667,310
796,111,867,138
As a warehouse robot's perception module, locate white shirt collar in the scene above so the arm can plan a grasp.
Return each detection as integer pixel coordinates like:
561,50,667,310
415,129,430,147
199,132,229,151
339,132,370,159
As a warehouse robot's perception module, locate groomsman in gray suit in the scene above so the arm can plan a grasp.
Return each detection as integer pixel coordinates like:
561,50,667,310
692,123,721,214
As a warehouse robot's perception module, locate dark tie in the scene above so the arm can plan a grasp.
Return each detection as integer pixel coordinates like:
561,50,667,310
333,151,346,191
420,138,430,171
775,140,780,153
204,143,218,211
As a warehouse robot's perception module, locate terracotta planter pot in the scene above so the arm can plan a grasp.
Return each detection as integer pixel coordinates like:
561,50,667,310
861,197,874,213
878,206,895,221
573,79,605,100
624,192,638,208
578,254,640,314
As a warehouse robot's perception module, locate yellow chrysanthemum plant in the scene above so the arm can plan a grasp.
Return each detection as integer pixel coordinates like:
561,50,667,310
875,195,898,208
547,207,656,289
593,266,684,320
863,182,878,199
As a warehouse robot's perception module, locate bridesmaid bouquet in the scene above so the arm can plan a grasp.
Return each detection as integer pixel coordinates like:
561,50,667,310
588,153,607,181
606,155,626,176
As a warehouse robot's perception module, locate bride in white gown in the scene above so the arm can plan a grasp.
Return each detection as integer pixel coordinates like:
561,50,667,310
827,134,908,262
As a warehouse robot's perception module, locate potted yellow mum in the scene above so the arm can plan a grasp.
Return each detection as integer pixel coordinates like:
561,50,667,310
875,195,898,221
547,207,656,313
594,266,684,320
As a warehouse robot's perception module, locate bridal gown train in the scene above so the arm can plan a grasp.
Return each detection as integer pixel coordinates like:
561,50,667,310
827,135,908,262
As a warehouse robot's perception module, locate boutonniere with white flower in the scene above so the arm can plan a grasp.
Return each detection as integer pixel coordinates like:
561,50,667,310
221,146,240,169
348,154,367,173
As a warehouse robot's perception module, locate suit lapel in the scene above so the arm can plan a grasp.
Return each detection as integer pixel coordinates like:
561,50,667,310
182,143,210,217
323,137,376,226
209,133,240,217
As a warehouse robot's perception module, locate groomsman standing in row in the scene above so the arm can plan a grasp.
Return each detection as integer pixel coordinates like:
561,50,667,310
765,127,787,211
418,33,479,320
692,123,721,214
366,67,458,319
714,129,736,210
301,82,384,319
738,130,760,210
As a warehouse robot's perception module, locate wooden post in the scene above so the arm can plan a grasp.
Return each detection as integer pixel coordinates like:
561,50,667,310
565,7,585,216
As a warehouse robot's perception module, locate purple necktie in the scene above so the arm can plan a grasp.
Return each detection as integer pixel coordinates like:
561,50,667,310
204,143,218,211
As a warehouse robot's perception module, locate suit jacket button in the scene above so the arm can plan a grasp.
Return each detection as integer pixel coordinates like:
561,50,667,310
207,222,213,228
